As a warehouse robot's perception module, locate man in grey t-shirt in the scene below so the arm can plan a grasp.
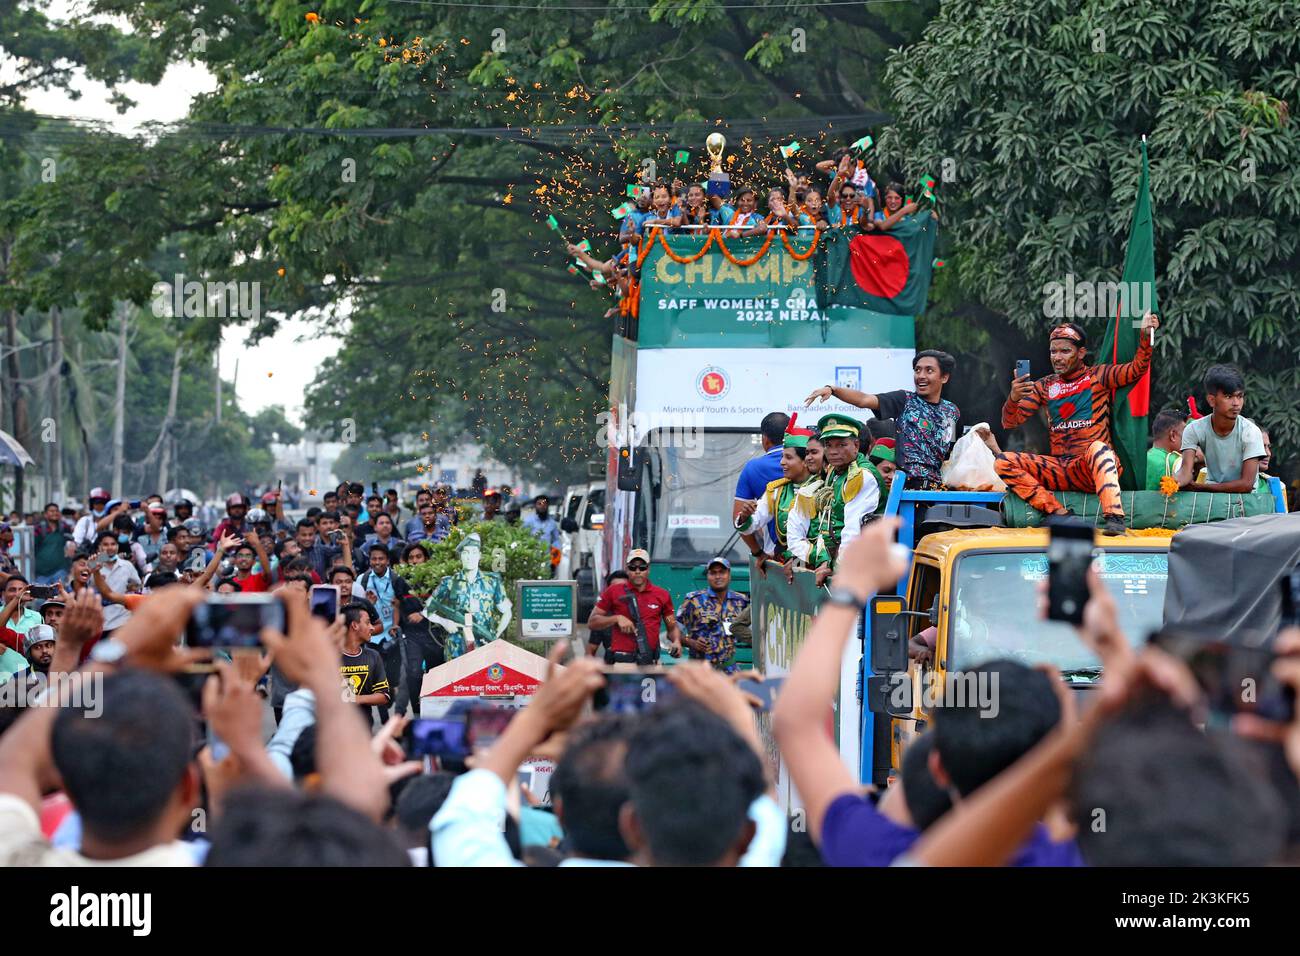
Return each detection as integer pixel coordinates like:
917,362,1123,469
1176,364,1266,492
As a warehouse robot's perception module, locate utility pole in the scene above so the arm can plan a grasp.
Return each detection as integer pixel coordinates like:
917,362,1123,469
112,303,128,497
157,344,181,494
214,351,222,425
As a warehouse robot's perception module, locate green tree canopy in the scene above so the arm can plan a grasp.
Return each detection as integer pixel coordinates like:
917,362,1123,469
876,0,1300,465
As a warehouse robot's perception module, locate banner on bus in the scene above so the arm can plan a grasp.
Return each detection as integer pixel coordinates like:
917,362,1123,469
639,235,915,350
633,347,914,429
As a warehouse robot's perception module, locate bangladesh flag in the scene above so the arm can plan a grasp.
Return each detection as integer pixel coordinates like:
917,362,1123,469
814,217,938,316
1098,140,1158,490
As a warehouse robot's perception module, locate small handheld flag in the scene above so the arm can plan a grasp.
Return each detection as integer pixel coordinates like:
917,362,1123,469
576,239,591,252
546,215,561,231
611,202,634,219
849,135,873,152
674,150,690,165
920,175,937,201
779,140,801,159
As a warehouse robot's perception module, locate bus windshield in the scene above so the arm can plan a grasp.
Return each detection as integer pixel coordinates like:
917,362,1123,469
637,429,763,566
948,550,1168,674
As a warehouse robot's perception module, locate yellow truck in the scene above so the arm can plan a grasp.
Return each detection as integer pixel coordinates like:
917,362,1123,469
871,525,1174,781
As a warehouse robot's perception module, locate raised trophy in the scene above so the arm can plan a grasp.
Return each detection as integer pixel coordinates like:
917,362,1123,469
706,131,731,198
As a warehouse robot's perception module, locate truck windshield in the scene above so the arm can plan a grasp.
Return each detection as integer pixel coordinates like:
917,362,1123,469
638,429,762,566
948,550,1168,673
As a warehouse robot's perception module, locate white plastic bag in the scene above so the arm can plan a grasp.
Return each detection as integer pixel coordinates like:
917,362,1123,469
940,423,1006,492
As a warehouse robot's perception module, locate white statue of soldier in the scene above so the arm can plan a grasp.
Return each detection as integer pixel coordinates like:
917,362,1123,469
423,532,512,659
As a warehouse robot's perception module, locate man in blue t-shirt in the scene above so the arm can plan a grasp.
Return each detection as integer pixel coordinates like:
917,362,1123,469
771,524,1083,867
733,412,789,547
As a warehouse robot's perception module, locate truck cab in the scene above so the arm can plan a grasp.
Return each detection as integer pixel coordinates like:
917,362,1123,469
857,478,1289,786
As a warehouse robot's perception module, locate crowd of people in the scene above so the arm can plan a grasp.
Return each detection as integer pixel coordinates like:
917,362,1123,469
1,517,1297,869
564,142,937,315
0,297,1293,869
0,480,569,712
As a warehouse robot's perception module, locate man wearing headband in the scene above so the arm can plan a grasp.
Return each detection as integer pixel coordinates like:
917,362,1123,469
996,311,1160,535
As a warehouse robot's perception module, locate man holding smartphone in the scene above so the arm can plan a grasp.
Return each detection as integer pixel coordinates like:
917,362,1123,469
996,313,1160,536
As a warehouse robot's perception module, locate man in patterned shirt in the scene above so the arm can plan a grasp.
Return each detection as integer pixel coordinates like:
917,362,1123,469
996,312,1160,536
676,557,749,673
804,350,961,489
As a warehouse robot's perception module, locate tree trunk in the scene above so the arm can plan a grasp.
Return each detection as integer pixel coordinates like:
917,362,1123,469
112,304,128,497
49,306,64,502
157,344,182,494
5,300,24,513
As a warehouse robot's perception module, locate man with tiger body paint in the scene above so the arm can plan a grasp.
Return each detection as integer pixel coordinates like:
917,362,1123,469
995,311,1161,536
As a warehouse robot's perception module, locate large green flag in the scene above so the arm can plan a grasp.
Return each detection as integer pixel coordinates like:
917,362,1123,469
814,217,938,316
1098,140,1158,490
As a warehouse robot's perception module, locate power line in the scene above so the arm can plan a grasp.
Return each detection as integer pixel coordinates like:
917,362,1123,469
0,111,887,147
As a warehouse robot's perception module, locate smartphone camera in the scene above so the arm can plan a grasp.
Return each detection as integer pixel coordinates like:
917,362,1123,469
309,585,339,622
594,670,678,713
1047,518,1095,625
406,717,468,761
186,594,285,649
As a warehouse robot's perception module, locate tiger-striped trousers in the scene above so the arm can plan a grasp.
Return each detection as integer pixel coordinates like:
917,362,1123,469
994,440,1123,517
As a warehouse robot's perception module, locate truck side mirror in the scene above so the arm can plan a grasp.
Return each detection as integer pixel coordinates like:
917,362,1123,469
866,673,913,716
561,517,579,533
928,595,939,626
869,595,910,673
616,447,641,492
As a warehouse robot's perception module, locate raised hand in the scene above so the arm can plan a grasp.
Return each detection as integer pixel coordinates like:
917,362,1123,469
804,385,833,406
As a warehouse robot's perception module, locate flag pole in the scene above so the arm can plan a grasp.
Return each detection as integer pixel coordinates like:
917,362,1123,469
1142,134,1155,346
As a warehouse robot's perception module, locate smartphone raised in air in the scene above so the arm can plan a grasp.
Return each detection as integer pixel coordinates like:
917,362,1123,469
1046,519,1094,625
186,593,285,649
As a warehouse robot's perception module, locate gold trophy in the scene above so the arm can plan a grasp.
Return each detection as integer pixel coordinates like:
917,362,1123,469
705,131,730,198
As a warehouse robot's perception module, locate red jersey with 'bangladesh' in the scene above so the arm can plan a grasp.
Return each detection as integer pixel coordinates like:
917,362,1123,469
1001,336,1152,459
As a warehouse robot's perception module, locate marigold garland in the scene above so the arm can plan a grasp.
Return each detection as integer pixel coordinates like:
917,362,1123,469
780,228,820,260
616,225,821,319
714,228,774,266
655,229,715,263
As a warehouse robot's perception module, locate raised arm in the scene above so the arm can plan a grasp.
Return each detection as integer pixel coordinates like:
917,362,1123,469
262,593,392,821
1097,313,1157,389
195,537,233,590
247,529,275,584
1002,375,1044,430
771,521,906,843
91,567,127,606
0,588,26,629
875,200,919,232
804,384,879,410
